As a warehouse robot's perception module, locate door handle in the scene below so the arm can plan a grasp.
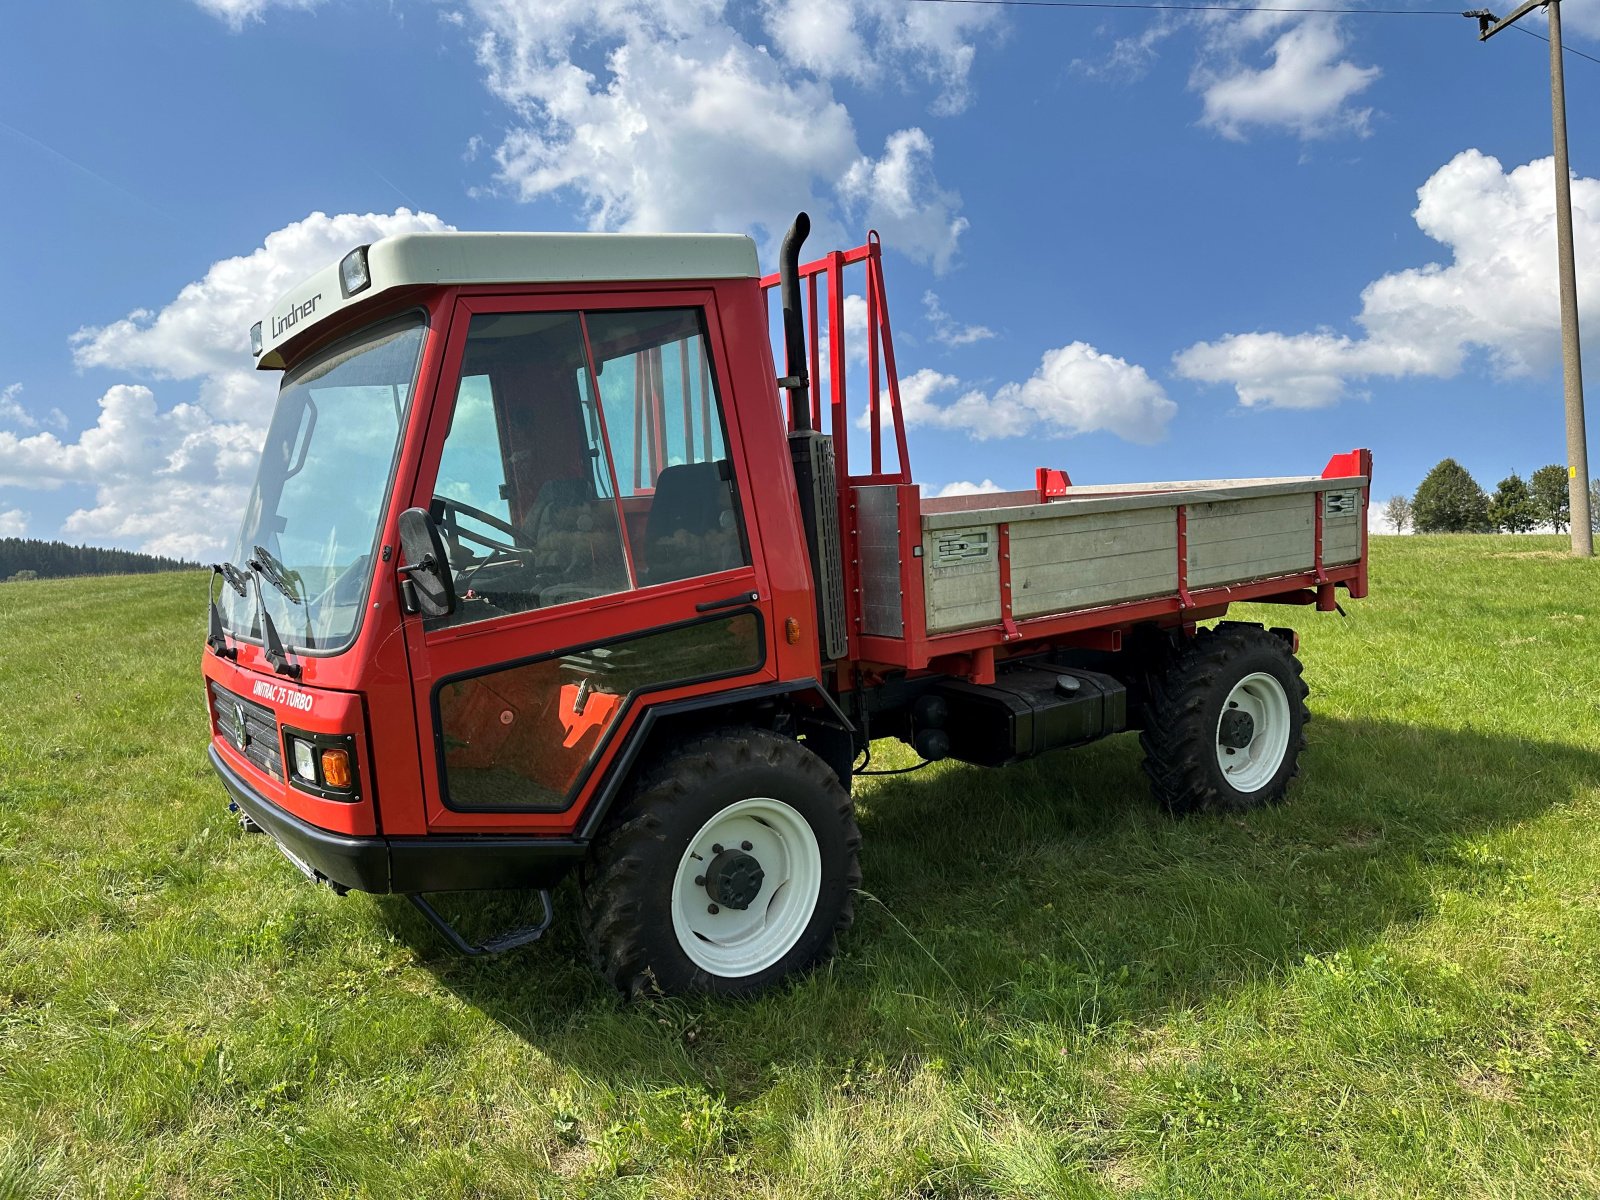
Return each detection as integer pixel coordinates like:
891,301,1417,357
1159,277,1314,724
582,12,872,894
695,590,760,613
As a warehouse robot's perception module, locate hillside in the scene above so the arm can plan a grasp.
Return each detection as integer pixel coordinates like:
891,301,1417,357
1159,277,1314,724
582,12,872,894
1,538,1598,1198
0,536,197,582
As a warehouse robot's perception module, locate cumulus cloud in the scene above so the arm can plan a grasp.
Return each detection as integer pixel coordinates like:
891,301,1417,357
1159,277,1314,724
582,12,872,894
1175,149,1600,408
73,208,450,380
192,0,321,29
468,0,973,269
0,508,27,537
0,383,66,432
1194,12,1379,141
884,342,1175,444
934,479,1002,497
923,290,994,348
763,0,1000,115
18,209,448,557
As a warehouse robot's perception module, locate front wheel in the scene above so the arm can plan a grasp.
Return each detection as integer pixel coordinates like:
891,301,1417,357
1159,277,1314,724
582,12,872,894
578,729,861,998
1139,623,1310,814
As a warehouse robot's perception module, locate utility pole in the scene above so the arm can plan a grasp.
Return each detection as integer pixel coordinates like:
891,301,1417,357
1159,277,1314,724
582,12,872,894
1466,0,1592,555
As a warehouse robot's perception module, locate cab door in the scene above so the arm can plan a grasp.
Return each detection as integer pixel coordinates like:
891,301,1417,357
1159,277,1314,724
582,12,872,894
401,290,776,834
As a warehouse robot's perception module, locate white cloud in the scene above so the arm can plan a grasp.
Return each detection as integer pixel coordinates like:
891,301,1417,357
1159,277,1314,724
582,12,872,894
192,0,321,30
15,209,448,557
883,342,1175,444
934,479,1002,498
923,290,994,348
1071,20,1179,83
763,0,1000,115
0,508,27,537
73,208,450,380
0,384,30,429
1194,12,1378,141
0,383,66,432
467,0,971,270
1175,149,1600,408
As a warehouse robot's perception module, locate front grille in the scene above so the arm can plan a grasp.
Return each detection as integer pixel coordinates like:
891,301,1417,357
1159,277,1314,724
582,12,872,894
210,681,283,781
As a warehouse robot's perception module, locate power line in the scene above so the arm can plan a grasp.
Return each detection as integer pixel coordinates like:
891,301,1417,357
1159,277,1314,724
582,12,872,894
906,0,1460,14
905,0,1600,66
1510,20,1600,67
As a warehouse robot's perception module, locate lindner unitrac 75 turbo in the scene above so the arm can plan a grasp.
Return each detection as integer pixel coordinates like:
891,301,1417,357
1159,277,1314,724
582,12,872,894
203,215,1370,996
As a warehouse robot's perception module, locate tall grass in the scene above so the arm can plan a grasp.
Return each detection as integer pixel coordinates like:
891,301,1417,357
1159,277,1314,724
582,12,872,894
1,537,1598,1198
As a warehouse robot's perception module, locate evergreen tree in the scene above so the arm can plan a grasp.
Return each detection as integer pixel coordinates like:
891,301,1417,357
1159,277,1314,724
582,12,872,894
1488,473,1538,533
1412,459,1492,533
1382,494,1413,533
0,538,197,582
1530,464,1571,533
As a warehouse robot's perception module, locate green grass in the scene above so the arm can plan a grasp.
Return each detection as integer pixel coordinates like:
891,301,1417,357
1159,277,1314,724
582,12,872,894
2,536,1599,1198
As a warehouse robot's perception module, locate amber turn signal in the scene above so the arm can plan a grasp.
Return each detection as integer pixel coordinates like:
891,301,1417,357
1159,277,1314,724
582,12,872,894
785,617,801,645
320,747,353,790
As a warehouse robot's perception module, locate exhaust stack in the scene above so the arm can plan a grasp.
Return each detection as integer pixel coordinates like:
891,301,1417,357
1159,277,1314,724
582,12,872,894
778,212,812,433
777,211,848,663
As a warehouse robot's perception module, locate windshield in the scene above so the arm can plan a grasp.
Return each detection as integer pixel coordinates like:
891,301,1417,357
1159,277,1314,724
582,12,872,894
219,315,425,653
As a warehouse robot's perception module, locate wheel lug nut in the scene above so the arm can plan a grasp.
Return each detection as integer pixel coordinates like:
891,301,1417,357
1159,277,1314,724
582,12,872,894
711,843,724,854
695,875,706,886
740,841,753,851
707,903,720,915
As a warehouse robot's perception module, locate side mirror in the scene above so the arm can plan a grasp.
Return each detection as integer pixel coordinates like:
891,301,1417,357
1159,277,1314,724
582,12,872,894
397,507,457,618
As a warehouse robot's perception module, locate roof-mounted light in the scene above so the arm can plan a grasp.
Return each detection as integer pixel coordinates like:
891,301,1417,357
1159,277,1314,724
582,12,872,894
249,321,263,358
339,245,372,298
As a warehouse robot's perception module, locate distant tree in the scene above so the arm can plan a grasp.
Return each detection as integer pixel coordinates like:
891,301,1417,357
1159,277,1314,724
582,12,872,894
1488,473,1538,533
1530,464,1571,533
1412,459,1492,533
7,569,37,582
1383,493,1413,533
1591,478,1600,534
0,537,196,581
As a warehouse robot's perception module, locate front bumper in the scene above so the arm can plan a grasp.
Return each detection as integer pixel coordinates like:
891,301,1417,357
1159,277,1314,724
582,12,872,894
210,746,588,894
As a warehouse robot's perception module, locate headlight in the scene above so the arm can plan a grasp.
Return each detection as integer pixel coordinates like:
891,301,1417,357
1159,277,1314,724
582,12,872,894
339,246,372,298
282,730,360,801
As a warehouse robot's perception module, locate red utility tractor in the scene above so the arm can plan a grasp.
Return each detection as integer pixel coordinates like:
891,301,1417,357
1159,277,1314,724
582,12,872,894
203,215,1370,995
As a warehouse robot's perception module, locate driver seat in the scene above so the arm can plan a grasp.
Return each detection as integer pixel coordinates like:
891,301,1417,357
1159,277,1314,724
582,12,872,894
520,477,628,600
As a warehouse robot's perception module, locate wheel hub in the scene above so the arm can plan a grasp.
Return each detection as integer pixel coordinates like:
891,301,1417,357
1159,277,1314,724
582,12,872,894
1218,708,1255,750
704,848,765,910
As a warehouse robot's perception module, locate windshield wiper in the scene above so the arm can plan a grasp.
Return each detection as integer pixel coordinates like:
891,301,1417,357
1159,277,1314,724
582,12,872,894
249,545,304,604
243,550,303,679
206,562,248,660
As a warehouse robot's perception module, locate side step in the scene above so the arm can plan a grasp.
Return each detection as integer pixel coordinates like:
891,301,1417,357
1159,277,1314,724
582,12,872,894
407,891,554,957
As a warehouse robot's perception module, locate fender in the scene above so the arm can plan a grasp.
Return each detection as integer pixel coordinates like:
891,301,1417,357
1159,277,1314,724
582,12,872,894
572,678,852,840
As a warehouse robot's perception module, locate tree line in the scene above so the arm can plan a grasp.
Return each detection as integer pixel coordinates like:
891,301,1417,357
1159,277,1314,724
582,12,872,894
1383,461,1600,534
0,537,197,583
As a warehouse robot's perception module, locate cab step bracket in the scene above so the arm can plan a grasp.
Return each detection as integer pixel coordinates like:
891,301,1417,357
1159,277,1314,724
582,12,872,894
407,891,554,957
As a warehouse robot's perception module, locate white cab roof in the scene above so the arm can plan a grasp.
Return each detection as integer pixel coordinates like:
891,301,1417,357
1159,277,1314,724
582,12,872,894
256,231,760,369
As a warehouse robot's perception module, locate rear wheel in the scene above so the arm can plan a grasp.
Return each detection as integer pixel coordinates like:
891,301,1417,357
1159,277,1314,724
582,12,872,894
1140,623,1309,814
578,729,861,998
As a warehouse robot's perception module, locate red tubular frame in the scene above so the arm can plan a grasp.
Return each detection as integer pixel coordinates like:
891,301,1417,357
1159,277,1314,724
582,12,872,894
762,241,1373,683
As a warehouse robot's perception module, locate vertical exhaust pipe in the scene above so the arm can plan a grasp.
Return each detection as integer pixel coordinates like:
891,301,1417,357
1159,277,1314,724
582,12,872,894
779,212,812,432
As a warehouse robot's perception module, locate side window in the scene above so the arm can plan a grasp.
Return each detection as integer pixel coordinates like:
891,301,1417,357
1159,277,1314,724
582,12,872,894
436,613,763,811
428,313,631,628
586,309,750,585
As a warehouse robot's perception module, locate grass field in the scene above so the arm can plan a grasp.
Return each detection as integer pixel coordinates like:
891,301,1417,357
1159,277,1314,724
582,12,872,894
2,535,1599,1199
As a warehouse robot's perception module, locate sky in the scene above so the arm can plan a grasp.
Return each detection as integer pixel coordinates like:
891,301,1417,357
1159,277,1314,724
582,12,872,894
1,0,1597,557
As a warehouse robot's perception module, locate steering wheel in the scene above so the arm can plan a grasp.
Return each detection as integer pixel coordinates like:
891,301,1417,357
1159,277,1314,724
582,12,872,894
432,496,527,559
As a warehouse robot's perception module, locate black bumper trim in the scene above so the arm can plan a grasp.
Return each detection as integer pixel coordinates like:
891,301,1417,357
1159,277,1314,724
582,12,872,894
208,746,588,894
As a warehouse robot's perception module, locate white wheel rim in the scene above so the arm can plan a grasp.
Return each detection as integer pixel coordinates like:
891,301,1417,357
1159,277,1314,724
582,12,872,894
1215,671,1292,793
669,796,822,978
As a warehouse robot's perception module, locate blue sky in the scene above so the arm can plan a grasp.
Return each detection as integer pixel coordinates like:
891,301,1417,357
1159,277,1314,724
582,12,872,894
1,0,1596,556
